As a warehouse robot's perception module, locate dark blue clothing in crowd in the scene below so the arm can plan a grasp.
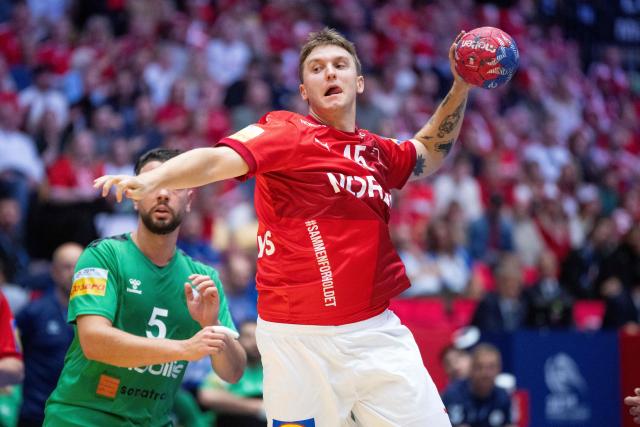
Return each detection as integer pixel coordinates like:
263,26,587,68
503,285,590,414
15,291,73,425
442,380,512,427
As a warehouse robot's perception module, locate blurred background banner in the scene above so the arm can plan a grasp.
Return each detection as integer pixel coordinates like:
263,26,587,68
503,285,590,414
484,330,621,427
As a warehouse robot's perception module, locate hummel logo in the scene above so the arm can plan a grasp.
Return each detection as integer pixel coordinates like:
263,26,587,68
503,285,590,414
314,138,330,151
127,278,142,294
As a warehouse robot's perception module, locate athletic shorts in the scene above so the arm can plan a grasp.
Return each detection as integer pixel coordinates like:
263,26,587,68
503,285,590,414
256,309,452,427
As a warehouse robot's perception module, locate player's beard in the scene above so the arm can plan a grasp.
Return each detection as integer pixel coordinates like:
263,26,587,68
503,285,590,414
139,203,184,235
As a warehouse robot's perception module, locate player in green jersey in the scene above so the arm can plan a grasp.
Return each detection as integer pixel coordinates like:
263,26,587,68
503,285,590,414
43,148,246,427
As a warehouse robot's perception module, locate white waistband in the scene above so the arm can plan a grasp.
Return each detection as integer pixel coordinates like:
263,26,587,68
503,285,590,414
257,309,394,336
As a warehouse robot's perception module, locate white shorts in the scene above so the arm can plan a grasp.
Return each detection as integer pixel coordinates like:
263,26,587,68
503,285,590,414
256,310,452,427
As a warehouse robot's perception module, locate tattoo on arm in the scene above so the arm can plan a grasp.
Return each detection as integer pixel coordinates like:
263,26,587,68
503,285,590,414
437,100,465,138
413,154,426,176
435,139,454,156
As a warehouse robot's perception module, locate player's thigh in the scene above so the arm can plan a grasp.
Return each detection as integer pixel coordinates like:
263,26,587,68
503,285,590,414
256,328,353,427
351,319,450,427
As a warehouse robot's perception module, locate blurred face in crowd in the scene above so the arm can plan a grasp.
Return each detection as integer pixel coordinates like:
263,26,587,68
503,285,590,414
496,259,522,300
299,44,364,119
0,198,20,233
538,251,558,279
52,243,83,297
442,348,471,382
470,347,501,398
135,161,192,235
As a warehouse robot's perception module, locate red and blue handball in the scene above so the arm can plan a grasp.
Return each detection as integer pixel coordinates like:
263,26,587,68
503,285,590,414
454,27,519,89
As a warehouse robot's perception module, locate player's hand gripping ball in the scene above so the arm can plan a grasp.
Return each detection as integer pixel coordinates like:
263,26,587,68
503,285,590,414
454,27,519,89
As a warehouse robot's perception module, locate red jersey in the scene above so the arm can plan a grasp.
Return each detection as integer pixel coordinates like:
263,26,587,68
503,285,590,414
218,111,416,325
0,293,21,358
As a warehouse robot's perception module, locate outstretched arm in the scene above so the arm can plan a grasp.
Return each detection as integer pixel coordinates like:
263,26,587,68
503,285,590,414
409,32,472,181
94,146,249,202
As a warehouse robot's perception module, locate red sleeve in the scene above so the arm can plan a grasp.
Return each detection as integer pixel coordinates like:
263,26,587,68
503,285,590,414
216,112,301,179
376,137,417,190
0,294,21,358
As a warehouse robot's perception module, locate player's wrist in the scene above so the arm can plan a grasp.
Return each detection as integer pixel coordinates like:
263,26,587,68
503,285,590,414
451,79,472,93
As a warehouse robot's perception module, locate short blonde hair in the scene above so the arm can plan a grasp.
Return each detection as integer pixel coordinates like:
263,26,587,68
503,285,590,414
298,27,362,82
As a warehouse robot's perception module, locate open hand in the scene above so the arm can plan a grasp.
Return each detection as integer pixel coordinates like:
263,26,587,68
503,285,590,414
93,174,154,202
185,274,220,328
449,31,472,90
625,388,640,424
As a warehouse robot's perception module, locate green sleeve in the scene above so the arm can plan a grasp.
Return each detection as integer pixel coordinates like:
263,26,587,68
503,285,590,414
68,244,120,324
209,268,237,332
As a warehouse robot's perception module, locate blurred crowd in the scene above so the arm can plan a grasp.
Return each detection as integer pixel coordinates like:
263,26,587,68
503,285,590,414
0,0,638,425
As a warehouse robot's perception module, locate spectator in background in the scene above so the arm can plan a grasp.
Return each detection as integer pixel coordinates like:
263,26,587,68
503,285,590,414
524,250,573,329
440,345,472,385
442,343,515,427
198,320,266,427
0,259,28,314
34,130,104,256
0,197,30,283
511,192,545,268
222,250,257,326
16,242,82,427
0,292,23,388
18,65,68,134
178,211,222,269
95,136,137,237
0,95,44,220
472,255,528,333
127,95,163,157
206,17,251,87
561,216,617,299
426,218,472,296
468,194,514,267
434,156,484,223
597,224,640,299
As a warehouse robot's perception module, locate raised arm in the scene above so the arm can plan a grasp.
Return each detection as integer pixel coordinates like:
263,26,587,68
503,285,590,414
94,146,248,202
409,32,472,180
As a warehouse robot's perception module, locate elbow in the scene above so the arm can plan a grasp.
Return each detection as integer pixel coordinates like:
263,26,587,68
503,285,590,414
0,358,24,387
222,363,245,384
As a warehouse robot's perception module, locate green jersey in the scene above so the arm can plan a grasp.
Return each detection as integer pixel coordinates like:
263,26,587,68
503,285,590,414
44,233,236,427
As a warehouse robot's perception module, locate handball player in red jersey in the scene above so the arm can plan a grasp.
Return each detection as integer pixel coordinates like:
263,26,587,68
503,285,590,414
96,28,472,427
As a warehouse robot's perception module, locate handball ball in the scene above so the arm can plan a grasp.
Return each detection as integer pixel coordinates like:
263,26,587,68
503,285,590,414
454,27,519,89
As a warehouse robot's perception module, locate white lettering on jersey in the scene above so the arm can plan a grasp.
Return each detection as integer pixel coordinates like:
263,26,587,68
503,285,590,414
257,230,275,258
326,173,392,206
343,145,375,171
305,220,337,307
129,361,185,379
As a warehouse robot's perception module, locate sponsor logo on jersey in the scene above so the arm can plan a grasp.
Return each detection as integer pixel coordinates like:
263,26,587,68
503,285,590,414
326,173,392,207
228,124,264,142
129,361,186,379
70,268,108,299
273,419,315,427
119,385,167,401
127,278,142,294
313,137,330,151
96,374,120,399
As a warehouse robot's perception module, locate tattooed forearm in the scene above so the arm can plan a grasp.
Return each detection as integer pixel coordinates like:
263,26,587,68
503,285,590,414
435,139,454,156
413,154,426,176
437,100,465,138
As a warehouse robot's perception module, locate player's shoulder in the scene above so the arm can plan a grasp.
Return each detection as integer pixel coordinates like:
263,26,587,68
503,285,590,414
86,233,129,251
177,249,221,279
260,110,323,132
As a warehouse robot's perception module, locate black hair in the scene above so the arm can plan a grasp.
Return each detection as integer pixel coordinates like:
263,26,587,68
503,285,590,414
134,148,182,175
